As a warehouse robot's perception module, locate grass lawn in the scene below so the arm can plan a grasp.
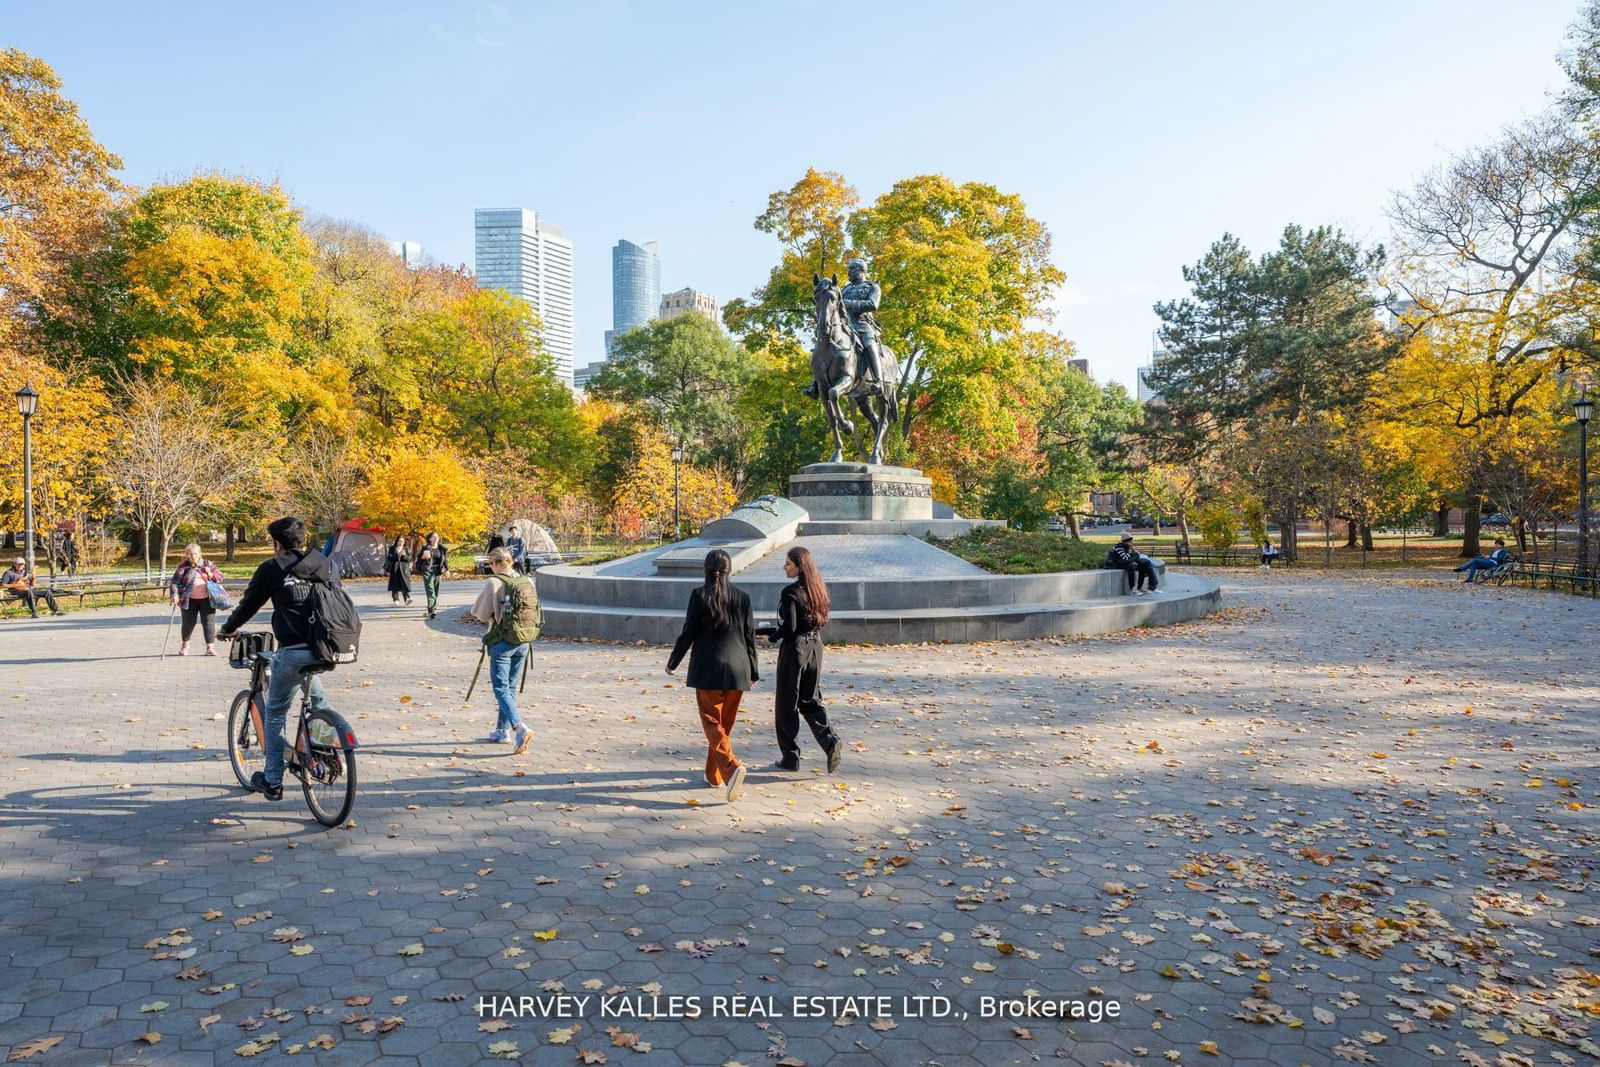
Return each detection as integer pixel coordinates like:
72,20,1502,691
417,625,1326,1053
935,527,1109,574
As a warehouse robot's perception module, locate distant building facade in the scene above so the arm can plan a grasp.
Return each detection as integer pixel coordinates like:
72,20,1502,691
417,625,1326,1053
383,239,425,268
658,287,719,325
604,239,660,358
1067,357,1092,379
1136,345,1170,404
474,208,575,385
573,360,607,391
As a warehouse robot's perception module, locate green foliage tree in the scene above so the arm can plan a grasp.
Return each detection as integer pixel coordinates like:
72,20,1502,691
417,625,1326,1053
1145,225,1393,556
588,313,755,476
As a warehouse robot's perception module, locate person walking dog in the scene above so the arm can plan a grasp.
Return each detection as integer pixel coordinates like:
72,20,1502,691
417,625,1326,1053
168,543,225,656
760,546,842,774
470,546,540,753
667,549,760,802
415,532,448,619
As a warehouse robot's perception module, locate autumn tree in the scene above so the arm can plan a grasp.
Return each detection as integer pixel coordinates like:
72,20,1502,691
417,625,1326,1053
729,170,1066,460
610,426,738,541
0,48,122,360
356,437,490,543
1388,115,1600,554
0,352,112,550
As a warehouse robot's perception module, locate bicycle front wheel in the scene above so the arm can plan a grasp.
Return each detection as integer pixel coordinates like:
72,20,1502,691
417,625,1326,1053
227,690,264,789
300,710,357,827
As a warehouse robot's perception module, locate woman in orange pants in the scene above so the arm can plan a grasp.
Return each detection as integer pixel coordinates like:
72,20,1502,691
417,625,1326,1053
667,549,760,801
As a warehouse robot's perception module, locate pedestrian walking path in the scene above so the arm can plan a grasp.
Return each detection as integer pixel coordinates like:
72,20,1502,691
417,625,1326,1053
0,571,1595,1065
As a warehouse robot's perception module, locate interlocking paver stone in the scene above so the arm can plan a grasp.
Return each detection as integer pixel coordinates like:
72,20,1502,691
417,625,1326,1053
0,570,1595,1064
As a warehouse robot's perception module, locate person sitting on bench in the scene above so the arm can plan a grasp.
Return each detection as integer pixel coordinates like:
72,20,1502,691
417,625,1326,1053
1454,539,1511,582
3,557,63,617
1259,539,1281,569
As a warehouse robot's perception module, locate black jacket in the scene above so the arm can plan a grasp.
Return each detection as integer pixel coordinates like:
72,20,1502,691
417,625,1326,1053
1105,544,1139,570
668,585,760,691
767,581,822,643
223,550,337,648
415,543,449,576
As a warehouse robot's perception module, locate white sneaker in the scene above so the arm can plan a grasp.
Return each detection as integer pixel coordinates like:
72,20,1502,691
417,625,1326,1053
484,729,508,743
726,764,747,802
512,726,532,754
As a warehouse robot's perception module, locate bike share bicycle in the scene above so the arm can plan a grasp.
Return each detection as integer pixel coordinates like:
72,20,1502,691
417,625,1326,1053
226,631,359,827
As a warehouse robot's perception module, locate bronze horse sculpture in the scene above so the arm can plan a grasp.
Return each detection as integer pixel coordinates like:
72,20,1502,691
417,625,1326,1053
810,274,899,464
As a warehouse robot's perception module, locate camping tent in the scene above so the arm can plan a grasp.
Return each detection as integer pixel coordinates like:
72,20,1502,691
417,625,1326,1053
322,519,388,578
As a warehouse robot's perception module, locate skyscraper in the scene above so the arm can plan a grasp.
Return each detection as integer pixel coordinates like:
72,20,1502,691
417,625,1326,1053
474,208,575,385
605,239,660,357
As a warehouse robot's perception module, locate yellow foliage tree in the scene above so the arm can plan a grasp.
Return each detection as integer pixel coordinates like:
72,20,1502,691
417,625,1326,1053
611,427,738,541
0,352,112,539
355,437,489,543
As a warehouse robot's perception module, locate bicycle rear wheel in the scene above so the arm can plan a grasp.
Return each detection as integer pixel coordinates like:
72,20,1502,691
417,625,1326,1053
227,690,264,789
300,710,357,827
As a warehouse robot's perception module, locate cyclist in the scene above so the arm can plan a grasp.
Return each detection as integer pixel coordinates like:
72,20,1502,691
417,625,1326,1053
217,516,341,802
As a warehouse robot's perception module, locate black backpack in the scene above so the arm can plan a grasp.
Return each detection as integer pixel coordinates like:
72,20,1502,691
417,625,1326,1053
295,553,362,664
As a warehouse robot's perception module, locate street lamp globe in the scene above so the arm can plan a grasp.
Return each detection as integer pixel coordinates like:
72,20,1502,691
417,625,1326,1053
15,384,39,417
671,440,684,464
1576,389,1594,424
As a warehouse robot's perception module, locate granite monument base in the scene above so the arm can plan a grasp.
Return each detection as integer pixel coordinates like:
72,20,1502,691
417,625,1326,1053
787,463,934,521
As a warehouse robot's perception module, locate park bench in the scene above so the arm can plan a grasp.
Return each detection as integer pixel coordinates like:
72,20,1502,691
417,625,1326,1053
1,572,168,618
1172,544,1294,567
1500,558,1600,596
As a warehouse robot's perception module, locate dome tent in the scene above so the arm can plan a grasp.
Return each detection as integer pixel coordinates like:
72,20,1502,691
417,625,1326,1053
322,519,388,578
501,519,560,563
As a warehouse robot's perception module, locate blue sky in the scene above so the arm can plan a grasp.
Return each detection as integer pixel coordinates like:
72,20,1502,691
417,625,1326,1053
10,0,1581,388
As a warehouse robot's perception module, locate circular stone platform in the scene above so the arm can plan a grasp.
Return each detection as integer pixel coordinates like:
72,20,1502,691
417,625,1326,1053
535,532,1221,644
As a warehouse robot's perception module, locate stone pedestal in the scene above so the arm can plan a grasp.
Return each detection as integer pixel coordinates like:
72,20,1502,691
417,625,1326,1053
787,463,934,521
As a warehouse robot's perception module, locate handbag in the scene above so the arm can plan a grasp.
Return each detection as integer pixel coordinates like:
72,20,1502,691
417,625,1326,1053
206,578,234,610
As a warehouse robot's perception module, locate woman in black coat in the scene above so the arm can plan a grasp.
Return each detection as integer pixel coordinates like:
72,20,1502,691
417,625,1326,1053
386,535,413,604
761,545,842,773
667,549,759,801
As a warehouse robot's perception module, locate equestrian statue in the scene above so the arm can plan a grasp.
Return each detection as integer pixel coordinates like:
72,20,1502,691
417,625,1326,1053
806,257,900,464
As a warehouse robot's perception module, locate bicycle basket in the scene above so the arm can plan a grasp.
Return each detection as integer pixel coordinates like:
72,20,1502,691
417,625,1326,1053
228,631,276,669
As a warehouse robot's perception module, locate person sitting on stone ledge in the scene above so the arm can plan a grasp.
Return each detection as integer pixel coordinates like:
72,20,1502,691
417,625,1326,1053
1106,535,1159,595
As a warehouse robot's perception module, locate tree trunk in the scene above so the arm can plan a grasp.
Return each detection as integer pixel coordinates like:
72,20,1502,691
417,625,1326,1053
1433,503,1449,538
158,526,173,576
1179,517,1191,548
1360,524,1374,552
1067,514,1081,539
141,523,152,578
1345,519,1359,548
1461,497,1483,558
1278,508,1299,560
1514,517,1528,554
225,525,236,562
1324,516,1333,568
1152,515,1162,536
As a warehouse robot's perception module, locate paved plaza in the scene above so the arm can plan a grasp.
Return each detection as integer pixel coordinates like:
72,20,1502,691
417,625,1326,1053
0,570,1596,1066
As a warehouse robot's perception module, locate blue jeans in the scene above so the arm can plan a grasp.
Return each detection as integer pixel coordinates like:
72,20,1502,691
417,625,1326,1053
264,646,333,787
1460,558,1497,578
488,640,529,732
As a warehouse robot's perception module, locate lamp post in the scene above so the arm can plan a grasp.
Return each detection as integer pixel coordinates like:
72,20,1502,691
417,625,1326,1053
15,385,39,575
1577,388,1593,575
671,437,684,541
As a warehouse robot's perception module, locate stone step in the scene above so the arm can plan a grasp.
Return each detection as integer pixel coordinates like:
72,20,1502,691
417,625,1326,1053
538,575,1219,645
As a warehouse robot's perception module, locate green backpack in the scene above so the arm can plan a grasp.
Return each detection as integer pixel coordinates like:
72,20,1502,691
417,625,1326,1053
484,573,541,647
